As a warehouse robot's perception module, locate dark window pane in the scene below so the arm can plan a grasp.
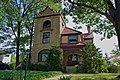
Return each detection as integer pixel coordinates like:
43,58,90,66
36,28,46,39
68,36,78,43
43,32,50,43
43,20,51,29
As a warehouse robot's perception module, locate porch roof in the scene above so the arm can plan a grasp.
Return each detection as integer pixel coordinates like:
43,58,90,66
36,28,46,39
60,42,85,49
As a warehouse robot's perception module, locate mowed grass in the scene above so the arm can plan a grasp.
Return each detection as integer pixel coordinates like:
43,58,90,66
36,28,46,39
71,73,120,80
0,70,62,80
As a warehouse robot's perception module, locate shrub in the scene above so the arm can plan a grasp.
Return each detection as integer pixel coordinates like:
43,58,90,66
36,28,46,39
9,62,16,69
108,66,120,73
22,63,48,71
22,63,62,71
45,44,62,71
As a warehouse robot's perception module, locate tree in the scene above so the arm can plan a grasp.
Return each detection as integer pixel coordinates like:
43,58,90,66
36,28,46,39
80,42,108,73
1,0,62,66
1,0,42,66
64,0,120,49
45,44,62,71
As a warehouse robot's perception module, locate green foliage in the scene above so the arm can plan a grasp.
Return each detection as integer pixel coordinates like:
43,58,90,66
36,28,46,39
0,0,62,66
45,43,62,71
0,70,62,80
64,0,117,39
63,66,68,73
10,54,16,69
20,44,62,71
74,65,79,73
108,66,120,73
112,45,120,55
79,42,108,73
22,63,47,71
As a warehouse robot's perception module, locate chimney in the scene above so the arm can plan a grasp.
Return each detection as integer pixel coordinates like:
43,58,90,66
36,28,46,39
87,26,91,34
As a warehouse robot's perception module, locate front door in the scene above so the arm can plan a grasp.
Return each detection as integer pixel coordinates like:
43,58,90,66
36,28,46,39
67,54,80,66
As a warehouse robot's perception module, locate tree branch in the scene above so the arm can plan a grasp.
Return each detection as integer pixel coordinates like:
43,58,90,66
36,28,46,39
104,11,114,23
68,0,116,24
107,0,116,20
68,0,106,15
22,2,32,18
9,19,17,38
15,0,19,9
21,1,40,18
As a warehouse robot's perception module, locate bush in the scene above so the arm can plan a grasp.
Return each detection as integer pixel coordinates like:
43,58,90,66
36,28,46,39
45,44,62,71
108,66,120,73
9,62,16,69
22,63,47,71
22,63,62,71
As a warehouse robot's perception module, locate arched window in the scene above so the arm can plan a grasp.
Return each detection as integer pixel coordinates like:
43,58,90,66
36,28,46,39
38,49,49,62
43,20,51,29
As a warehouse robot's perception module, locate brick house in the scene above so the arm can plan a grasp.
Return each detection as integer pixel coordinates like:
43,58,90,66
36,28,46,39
31,6,93,66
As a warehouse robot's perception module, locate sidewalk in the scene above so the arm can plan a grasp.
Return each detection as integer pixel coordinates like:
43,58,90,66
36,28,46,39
43,74,70,80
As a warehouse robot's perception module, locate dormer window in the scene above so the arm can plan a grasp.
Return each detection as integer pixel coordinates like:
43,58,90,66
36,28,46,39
43,20,51,29
68,35,78,44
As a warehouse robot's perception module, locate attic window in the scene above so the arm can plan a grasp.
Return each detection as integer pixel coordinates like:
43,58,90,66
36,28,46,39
68,36,78,44
43,20,51,29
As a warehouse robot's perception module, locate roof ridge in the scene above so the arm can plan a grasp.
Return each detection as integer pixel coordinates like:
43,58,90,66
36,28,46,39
65,27,82,33
42,6,55,13
36,6,56,17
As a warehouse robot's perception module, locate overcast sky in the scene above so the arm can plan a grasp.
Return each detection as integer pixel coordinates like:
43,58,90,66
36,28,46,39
66,16,118,55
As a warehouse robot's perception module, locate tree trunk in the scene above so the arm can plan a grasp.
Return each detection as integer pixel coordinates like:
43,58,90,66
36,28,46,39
114,20,120,50
28,17,34,63
29,29,33,63
16,21,21,67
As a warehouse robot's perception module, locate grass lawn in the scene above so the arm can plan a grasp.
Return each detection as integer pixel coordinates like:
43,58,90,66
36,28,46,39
0,70,62,80
70,73,120,80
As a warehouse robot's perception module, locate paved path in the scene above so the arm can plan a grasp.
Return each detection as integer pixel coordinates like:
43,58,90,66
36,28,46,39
43,74,70,80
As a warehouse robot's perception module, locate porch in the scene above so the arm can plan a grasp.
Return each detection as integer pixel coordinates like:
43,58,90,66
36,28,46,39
63,49,82,66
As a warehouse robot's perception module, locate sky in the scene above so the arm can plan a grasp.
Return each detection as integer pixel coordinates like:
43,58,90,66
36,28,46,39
66,16,118,55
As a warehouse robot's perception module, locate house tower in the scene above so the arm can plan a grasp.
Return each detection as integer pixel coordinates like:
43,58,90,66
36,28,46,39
31,6,65,63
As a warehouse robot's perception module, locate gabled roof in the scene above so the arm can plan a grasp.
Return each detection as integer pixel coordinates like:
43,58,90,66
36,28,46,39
61,27,82,35
83,33,93,40
36,6,60,18
42,6,55,13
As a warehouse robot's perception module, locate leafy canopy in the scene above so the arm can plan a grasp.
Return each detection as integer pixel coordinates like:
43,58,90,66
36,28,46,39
64,0,116,39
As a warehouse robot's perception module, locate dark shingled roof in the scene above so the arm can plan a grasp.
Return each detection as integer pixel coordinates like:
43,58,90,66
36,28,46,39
83,33,93,40
61,27,82,35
